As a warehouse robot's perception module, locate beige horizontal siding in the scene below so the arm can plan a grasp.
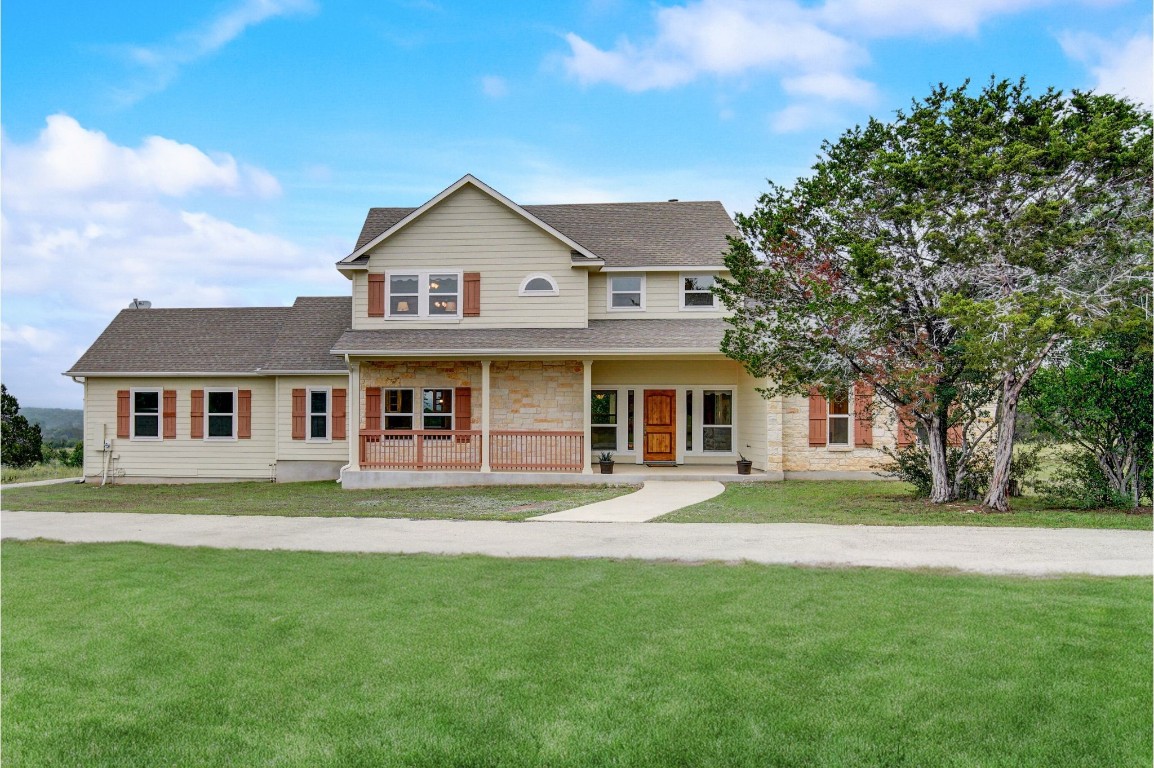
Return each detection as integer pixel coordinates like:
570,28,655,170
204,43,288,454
736,370,769,470
353,186,587,329
588,271,730,320
275,375,350,462
84,377,276,480
592,359,739,386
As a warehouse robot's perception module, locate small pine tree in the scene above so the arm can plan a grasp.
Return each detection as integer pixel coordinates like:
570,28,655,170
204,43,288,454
2,384,44,468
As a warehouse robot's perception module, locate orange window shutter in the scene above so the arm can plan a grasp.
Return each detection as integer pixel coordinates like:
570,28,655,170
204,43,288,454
897,406,916,447
238,390,252,439
454,387,472,442
853,381,874,447
368,274,385,317
291,388,306,440
364,387,382,430
808,388,827,447
332,389,347,440
947,409,964,447
163,390,177,439
190,390,204,439
116,390,131,438
463,272,481,317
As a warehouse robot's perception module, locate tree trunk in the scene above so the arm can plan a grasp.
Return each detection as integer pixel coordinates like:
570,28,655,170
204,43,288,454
926,413,952,503
984,378,1019,512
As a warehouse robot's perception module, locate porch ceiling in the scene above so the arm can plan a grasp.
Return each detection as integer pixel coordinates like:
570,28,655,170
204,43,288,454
332,318,728,358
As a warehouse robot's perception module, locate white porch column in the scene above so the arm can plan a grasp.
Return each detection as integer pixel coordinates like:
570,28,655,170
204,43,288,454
582,359,593,474
480,360,492,472
348,360,360,471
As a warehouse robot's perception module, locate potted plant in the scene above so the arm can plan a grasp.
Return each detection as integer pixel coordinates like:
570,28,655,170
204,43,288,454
736,452,752,475
598,451,615,474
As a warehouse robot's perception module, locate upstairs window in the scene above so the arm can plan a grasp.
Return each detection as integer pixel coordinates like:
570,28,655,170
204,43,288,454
519,274,559,296
132,390,160,439
387,271,461,319
680,274,717,310
608,275,645,311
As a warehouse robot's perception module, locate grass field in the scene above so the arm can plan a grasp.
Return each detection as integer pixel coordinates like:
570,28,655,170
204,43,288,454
0,480,632,520
2,541,1149,767
659,481,1154,529
1,462,82,485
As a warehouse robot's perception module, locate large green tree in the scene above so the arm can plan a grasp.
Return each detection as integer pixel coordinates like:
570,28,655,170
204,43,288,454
2,384,43,468
719,79,1151,508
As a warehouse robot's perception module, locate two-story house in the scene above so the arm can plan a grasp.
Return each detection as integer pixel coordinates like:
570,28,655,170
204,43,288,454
66,174,899,487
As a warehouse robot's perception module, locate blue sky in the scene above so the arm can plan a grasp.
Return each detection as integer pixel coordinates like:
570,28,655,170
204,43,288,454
2,0,1151,408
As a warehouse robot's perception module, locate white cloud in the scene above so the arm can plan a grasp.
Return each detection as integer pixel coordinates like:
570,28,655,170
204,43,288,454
1059,30,1154,106
1,115,343,407
563,0,866,92
481,75,510,98
819,0,1050,37
116,0,316,103
782,72,876,105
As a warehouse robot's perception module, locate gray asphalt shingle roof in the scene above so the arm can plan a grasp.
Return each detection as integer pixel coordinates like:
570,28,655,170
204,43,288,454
347,201,737,268
66,298,352,375
332,319,727,355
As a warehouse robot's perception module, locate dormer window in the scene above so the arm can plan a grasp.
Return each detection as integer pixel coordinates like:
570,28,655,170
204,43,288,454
519,274,559,296
387,271,461,319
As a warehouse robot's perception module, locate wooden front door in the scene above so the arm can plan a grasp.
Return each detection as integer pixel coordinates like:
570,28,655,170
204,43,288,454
643,389,677,462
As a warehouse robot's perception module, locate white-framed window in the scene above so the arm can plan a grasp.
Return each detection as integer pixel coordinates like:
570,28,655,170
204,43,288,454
131,389,161,440
387,271,461,319
591,390,619,450
607,275,645,311
680,273,717,310
828,388,850,446
422,388,454,431
205,388,237,440
701,390,733,452
308,388,330,441
519,273,559,296
383,388,415,431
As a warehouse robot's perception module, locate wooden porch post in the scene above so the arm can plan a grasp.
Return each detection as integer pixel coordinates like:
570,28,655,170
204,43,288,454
348,359,360,471
481,360,492,472
582,359,593,474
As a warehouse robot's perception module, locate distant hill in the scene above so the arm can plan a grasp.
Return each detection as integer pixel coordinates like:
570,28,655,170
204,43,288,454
23,407,83,446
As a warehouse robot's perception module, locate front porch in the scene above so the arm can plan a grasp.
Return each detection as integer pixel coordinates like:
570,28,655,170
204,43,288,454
345,357,777,487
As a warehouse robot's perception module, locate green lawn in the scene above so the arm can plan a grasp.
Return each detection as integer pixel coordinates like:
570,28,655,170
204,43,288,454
658,481,1154,529
0,480,632,521
3,541,1149,767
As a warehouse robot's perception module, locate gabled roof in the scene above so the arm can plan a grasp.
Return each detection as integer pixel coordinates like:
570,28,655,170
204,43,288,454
342,176,738,269
66,297,352,376
339,174,601,265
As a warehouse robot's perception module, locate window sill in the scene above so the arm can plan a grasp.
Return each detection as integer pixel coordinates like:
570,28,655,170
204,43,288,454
826,444,853,452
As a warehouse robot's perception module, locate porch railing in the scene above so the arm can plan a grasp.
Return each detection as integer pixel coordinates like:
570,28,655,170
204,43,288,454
360,430,482,470
490,430,584,472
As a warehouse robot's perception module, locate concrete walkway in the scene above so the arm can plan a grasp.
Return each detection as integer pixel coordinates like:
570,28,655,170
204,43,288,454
529,480,724,522
3,510,1150,576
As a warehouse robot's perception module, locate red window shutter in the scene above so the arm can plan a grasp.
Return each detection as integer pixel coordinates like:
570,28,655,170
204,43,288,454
368,274,385,317
454,386,472,442
190,390,204,439
332,388,347,440
808,388,827,447
947,408,964,447
364,387,382,430
291,388,306,440
853,381,873,447
463,272,481,317
897,406,916,447
163,390,177,439
238,390,252,439
116,390,131,438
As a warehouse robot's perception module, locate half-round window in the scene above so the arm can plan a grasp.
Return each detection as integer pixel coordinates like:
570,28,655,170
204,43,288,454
519,274,559,296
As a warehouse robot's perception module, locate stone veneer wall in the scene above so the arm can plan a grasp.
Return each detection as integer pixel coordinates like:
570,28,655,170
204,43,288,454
490,361,584,431
359,361,480,429
780,394,897,472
